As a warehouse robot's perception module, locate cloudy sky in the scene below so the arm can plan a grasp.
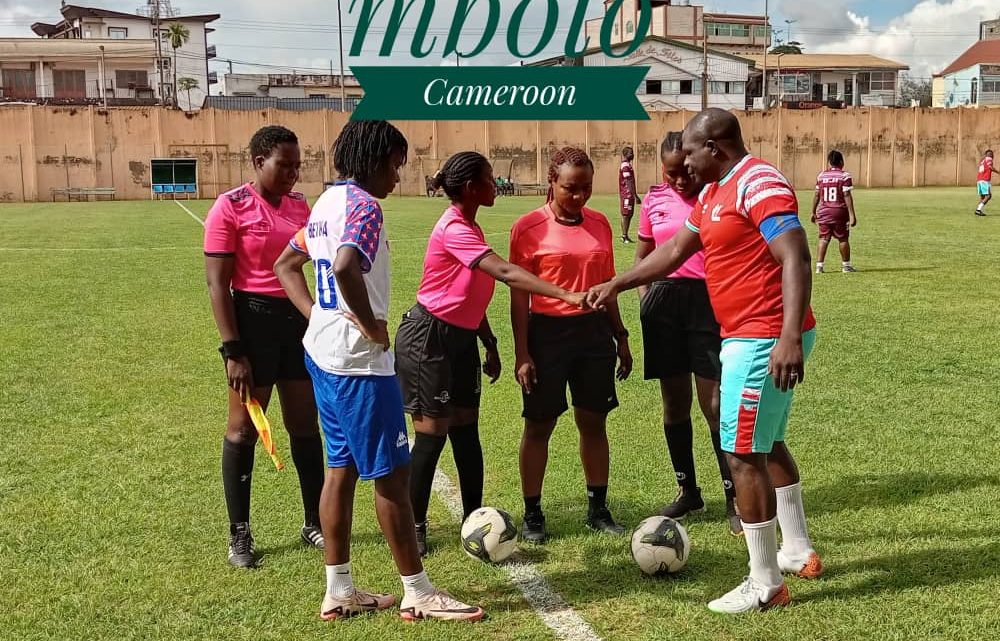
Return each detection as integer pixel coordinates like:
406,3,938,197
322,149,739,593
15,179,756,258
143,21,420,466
1,0,998,80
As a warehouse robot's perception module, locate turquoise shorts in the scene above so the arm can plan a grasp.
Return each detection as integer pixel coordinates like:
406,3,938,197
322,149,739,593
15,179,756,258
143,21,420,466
978,181,991,197
719,329,817,455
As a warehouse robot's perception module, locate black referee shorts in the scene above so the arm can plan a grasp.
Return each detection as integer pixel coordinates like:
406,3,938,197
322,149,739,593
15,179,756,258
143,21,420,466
231,290,309,388
522,312,619,422
394,304,481,418
639,278,721,382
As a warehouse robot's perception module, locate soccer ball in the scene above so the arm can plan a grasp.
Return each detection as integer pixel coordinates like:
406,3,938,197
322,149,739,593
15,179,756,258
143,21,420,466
630,516,690,576
461,507,518,563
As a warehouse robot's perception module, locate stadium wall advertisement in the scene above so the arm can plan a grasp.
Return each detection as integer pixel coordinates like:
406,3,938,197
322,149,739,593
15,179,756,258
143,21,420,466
0,105,993,202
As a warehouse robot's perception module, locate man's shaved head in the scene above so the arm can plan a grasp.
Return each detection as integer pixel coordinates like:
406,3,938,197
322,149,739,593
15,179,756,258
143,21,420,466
687,108,744,145
681,109,749,184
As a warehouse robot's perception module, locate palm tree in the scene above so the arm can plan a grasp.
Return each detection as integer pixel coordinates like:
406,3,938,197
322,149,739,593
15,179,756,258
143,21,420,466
164,23,190,107
177,77,200,111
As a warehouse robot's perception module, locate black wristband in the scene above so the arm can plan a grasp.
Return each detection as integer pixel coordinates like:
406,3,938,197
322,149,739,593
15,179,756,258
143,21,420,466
219,340,247,360
480,335,498,350
614,329,630,340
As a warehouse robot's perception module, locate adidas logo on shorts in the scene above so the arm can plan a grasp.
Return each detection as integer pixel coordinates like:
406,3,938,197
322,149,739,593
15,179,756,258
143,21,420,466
396,432,408,448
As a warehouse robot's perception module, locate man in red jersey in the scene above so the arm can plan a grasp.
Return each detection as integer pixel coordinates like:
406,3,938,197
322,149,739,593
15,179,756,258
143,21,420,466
976,150,995,217
811,150,858,273
588,109,822,615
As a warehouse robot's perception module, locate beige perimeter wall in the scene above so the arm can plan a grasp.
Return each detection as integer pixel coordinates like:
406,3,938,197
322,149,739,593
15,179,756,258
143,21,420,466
0,105,995,202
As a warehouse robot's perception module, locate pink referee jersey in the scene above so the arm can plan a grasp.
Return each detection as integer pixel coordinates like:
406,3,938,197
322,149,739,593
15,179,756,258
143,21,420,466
416,205,497,331
638,183,706,280
203,183,310,297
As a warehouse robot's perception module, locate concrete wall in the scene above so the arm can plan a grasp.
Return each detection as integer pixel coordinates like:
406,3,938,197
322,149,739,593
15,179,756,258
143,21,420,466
0,105,997,203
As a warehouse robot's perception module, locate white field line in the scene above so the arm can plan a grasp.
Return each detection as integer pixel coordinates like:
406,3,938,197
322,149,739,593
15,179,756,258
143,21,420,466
174,200,205,226
431,468,604,641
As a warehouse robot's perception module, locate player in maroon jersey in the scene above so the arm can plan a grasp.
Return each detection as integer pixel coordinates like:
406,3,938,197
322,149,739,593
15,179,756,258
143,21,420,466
619,147,641,244
810,150,858,274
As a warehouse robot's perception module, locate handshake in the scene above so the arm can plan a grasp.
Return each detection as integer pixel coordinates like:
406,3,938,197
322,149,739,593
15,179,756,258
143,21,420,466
562,280,619,310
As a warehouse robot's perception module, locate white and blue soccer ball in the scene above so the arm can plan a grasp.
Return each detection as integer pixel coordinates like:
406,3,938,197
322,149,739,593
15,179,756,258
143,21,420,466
461,507,518,563
631,516,690,575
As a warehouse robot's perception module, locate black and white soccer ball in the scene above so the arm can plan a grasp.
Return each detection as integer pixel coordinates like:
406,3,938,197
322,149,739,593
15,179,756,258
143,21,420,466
630,516,690,575
461,507,518,563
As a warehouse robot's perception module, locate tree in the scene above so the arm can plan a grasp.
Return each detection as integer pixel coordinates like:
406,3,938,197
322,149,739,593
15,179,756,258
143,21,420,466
164,23,190,108
899,73,932,107
177,77,200,111
769,43,804,55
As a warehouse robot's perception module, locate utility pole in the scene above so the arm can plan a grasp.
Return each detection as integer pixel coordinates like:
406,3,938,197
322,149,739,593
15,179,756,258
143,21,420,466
149,2,166,105
701,19,709,110
763,0,769,110
337,0,347,112
99,45,108,108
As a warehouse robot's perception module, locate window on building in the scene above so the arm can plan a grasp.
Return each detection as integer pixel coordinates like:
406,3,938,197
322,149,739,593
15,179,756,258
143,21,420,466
116,70,149,88
626,20,634,34
982,77,1000,93
827,82,839,98
730,24,749,37
754,25,771,38
662,80,680,94
708,81,747,94
53,69,86,98
646,80,662,95
679,79,702,94
108,27,127,39
972,78,979,104
706,22,727,36
776,73,811,96
868,71,896,91
1,68,36,99
156,58,171,71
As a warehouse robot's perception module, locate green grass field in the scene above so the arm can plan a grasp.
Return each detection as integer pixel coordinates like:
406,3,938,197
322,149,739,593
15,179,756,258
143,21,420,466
2,188,999,641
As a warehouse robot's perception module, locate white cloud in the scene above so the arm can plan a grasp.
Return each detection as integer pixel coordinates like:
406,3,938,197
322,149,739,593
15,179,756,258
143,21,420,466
787,0,1000,78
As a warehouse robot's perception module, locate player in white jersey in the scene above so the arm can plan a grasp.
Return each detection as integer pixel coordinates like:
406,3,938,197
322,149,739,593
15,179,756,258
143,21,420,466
274,120,484,623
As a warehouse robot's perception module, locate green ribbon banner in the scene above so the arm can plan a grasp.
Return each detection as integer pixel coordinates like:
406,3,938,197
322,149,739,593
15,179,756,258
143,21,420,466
351,66,650,121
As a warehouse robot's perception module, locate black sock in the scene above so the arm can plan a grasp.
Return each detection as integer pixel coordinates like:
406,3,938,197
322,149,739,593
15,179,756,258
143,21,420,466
587,485,608,514
222,438,255,528
448,422,484,521
664,419,698,491
524,495,542,514
409,432,447,524
288,434,325,527
710,427,736,501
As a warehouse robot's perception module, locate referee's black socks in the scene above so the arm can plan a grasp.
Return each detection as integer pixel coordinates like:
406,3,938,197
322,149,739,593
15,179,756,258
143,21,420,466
448,422,484,521
222,438,254,529
664,419,698,491
288,434,325,527
409,432,447,524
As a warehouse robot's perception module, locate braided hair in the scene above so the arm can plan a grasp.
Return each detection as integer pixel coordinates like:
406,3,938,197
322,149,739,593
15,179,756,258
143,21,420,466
546,146,594,202
661,131,683,157
433,151,491,201
333,120,408,184
249,125,298,159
